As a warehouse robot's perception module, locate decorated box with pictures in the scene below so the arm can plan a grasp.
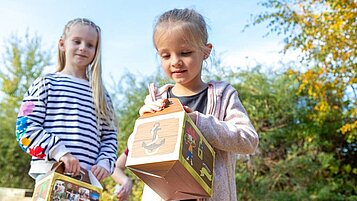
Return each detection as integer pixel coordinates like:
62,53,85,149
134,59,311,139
32,162,102,201
126,98,215,200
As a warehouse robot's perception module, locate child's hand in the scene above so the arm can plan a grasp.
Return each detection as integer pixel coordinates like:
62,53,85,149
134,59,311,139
117,178,133,201
91,165,110,182
59,153,81,176
139,99,168,116
184,105,197,123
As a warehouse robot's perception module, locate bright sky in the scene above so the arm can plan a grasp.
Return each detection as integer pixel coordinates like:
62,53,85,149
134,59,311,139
0,0,296,84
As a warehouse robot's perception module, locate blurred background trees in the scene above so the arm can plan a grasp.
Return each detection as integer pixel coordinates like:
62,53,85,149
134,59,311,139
0,33,51,188
237,0,356,200
0,0,355,200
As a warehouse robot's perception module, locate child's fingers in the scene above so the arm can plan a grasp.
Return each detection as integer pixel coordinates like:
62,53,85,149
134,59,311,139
91,165,109,182
183,105,193,113
150,99,167,109
117,190,127,201
59,153,80,176
185,107,197,123
139,99,167,116
118,186,130,201
139,105,155,116
91,165,101,180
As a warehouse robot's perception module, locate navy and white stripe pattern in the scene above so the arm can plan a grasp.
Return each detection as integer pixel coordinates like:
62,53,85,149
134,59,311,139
16,72,117,173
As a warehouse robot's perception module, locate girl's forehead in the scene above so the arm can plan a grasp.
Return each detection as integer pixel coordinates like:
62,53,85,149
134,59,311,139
155,23,202,49
156,31,195,49
157,27,185,41
65,23,98,36
66,24,98,38
69,23,96,31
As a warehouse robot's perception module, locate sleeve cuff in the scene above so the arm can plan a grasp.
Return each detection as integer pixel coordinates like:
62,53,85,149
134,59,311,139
49,143,69,162
97,159,112,173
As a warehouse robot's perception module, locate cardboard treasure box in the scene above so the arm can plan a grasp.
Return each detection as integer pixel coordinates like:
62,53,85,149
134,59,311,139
32,162,102,201
126,98,215,200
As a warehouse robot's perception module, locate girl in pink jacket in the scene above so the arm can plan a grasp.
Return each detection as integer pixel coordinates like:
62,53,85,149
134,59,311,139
137,8,258,201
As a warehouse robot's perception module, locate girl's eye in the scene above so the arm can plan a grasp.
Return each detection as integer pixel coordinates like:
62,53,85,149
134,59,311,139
73,40,81,44
161,54,170,59
182,51,192,56
87,44,94,48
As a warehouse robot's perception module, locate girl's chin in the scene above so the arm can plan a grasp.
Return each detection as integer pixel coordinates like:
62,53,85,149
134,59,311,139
71,64,90,70
172,79,190,86
171,76,185,81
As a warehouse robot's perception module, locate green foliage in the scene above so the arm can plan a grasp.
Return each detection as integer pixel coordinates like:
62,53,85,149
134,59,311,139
0,32,51,188
1,32,51,99
251,0,356,143
236,0,357,199
101,70,170,200
234,67,356,200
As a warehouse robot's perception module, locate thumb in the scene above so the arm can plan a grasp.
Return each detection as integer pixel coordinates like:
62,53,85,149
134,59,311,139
183,105,193,113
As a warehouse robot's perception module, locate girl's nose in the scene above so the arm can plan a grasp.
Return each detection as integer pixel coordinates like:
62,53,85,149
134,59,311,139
79,44,86,52
171,56,182,67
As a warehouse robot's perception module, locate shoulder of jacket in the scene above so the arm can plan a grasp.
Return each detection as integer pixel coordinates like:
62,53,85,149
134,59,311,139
158,83,174,93
208,80,235,94
208,80,230,87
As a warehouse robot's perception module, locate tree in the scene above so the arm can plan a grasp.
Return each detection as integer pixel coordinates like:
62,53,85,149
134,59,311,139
0,32,52,188
239,0,357,199
251,0,356,143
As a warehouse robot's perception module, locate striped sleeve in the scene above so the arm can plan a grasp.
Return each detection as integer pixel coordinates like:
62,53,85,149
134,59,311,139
15,77,69,161
96,94,118,173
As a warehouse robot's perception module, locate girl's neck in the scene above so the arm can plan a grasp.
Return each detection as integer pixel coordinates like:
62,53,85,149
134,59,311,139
172,81,207,96
60,67,88,80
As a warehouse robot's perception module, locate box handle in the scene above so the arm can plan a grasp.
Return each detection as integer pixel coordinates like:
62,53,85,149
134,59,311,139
51,162,91,184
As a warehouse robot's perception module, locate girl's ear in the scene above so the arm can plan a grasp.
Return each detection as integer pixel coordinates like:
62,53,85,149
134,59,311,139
58,38,65,51
204,43,213,59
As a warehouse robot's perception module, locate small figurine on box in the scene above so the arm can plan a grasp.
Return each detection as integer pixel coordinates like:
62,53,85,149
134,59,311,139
15,17,118,185
136,8,259,201
184,126,197,166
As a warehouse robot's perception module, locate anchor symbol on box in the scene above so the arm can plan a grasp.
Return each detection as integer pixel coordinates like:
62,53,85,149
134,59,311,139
142,122,165,155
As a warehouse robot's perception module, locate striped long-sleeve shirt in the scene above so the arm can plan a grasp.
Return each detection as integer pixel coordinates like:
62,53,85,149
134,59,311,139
16,72,118,176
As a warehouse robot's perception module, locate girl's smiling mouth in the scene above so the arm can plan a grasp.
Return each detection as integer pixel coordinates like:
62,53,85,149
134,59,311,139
172,69,187,74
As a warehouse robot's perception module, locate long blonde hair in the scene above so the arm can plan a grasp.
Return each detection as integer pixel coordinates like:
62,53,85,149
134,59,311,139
56,18,116,128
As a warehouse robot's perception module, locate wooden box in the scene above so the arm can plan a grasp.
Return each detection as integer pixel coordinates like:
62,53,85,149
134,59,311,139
126,98,215,200
32,162,102,201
